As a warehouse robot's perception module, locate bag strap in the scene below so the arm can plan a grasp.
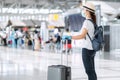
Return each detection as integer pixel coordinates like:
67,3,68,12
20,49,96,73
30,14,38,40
87,33,92,42
86,19,95,42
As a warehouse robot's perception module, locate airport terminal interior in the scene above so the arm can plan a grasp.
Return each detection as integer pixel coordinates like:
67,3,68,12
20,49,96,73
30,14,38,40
0,0,120,80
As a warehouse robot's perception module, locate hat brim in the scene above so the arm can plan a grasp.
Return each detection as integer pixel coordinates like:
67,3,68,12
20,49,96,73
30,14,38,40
83,6,95,13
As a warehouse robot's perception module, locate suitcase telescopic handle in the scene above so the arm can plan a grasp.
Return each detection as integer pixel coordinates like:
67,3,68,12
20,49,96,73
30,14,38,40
61,40,68,66
65,40,68,66
60,40,63,65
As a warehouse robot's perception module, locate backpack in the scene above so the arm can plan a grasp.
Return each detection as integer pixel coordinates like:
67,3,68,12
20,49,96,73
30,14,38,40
87,19,104,51
28,40,32,45
54,34,61,43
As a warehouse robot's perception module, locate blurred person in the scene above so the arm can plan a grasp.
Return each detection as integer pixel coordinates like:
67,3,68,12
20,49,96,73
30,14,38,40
14,29,18,48
37,32,41,46
10,29,16,48
30,32,35,50
34,30,40,51
62,28,72,53
7,29,13,47
6,20,12,44
44,35,54,44
53,29,61,53
17,29,24,48
71,2,97,80
44,35,56,52
2,30,7,46
24,31,31,49
55,33,61,51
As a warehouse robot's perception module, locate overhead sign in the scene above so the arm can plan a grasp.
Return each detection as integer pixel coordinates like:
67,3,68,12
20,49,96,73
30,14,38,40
49,14,59,21
53,14,59,21
48,26,55,29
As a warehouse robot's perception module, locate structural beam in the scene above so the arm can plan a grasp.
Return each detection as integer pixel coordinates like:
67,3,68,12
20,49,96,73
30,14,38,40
4,3,17,13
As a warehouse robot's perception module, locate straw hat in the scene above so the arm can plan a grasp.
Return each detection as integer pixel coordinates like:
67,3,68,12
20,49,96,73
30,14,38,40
83,2,95,13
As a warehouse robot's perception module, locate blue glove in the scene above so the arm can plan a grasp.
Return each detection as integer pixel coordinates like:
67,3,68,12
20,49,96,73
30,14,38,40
66,36,71,40
62,35,71,40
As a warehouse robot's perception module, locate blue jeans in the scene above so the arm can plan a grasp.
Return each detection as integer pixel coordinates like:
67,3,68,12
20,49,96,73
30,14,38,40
56,42,61,50
82,48,97,80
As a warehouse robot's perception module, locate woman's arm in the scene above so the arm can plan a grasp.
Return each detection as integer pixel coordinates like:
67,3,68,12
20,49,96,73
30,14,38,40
72,28,88,40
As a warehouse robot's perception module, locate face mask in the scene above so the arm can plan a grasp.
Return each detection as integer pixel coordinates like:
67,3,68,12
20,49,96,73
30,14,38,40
81,11,86,18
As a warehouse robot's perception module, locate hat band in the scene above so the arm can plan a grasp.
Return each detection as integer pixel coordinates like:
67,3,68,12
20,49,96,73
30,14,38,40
83,6,95,12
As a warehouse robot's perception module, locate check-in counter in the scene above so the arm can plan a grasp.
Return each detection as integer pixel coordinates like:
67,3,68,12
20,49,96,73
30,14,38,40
110,24,120,51
104,23,120,52
103,25,110,52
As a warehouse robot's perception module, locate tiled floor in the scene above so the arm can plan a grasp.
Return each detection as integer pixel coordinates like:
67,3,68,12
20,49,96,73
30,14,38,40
0,46,120,80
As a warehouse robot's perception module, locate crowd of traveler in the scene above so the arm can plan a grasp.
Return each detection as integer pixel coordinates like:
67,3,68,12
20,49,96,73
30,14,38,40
0,26,73,53
0,28,41,51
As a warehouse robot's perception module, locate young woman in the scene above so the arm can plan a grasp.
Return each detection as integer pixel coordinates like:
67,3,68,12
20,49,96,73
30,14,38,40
72,2,97,80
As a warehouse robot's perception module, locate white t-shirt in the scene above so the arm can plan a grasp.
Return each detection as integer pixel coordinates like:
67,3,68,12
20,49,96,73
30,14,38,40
34,34,39,39
80,19,95,50
16,31,23,38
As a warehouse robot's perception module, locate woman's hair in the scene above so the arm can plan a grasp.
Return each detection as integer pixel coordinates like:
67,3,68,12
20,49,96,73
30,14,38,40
90,12,96,24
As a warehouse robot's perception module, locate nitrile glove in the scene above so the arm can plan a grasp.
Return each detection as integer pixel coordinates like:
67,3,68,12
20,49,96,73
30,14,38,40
66,36,71,40
62,35,71,40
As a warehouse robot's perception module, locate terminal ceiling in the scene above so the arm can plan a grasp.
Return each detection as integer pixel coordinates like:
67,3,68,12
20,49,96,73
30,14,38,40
0,0,81,11
0,0,120,11
0,0,119,25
